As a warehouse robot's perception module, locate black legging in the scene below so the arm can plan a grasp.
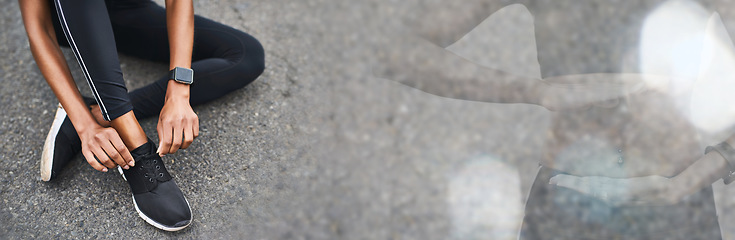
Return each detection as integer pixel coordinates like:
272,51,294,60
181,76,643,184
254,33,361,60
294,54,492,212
50,0,265,121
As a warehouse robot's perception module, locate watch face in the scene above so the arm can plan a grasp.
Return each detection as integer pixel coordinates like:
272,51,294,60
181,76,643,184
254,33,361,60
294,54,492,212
173,67,194,84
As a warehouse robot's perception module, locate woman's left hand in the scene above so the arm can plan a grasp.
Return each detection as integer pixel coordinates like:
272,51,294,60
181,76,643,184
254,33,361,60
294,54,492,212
549,174,690,206
157,94,199,156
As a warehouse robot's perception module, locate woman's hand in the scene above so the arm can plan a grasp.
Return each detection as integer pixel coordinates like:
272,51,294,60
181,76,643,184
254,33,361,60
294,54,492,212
157,91,199,156
549,174,690,206
78,125,135,172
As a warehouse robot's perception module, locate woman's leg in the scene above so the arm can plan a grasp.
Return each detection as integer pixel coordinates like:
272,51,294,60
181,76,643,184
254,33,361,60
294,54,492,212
49,0,193,231
51,0,147,149
46,0,264,164
105,0,265,119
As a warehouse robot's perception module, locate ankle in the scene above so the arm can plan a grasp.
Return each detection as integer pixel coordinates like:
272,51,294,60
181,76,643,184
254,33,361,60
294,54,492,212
109,111,149,150
125,137,149,151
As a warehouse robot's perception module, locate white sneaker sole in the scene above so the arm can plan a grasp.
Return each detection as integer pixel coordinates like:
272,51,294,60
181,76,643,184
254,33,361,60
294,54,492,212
41,104,67,182
118,167,193,231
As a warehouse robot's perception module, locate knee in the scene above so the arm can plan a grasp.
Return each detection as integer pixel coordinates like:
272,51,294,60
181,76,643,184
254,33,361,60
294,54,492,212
229,60,263,91
242,35,265,77
231,35,265,88
244,51,265,81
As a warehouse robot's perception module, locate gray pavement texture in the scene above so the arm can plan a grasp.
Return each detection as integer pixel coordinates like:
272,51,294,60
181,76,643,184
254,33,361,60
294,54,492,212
4,0,735,239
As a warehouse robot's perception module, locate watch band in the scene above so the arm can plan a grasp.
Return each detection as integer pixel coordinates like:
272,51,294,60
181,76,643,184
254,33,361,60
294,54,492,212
169,67,194,85
705,142,735,184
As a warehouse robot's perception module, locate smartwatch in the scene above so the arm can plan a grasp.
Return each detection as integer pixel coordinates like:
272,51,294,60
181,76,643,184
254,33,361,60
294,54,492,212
705,142,735,184
169,67,194,85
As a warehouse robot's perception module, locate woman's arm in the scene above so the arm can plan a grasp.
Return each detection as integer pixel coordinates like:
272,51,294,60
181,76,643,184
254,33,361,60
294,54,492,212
20,0,93,131
157,0,199,156
19,0,134,171
165,0,194,71
550,151,728,206
373,31,646,111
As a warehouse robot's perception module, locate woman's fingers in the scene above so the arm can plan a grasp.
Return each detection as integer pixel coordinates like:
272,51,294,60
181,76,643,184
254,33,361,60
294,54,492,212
181,121,194,149
158,120,172,156
82,149,107,172
549,175,582,190
159,117,197,154
156,120,164,155
96,129,133,169
79,126,134,172
193,115,199,138
109,133,135,167
157,101,198,155
99,137,129,170
169,121,183,154
90,146,115,169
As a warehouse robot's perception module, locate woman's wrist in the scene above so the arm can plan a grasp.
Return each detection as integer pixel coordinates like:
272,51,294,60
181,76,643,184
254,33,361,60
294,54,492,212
74,118,103,135
64,103,103,134
704,142,735,184
672,151,730,190
165,80,190,101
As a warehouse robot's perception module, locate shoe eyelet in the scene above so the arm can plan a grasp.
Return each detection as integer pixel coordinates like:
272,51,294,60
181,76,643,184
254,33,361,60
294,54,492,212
156,166,160,170
159,173,164,177
144,174,149,178
148,178,154,182
153,160,157,164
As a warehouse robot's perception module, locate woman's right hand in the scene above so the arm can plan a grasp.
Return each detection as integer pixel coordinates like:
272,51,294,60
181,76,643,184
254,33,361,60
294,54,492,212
78,125,135,172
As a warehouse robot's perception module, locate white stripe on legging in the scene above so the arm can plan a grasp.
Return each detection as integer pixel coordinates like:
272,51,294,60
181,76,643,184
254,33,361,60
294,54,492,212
54,0,111,120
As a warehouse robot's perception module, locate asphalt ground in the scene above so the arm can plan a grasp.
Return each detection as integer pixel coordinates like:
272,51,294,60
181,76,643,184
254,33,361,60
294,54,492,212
3,0,735,239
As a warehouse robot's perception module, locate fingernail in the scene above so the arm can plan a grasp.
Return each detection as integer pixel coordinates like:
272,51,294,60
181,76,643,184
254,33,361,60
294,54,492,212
549,176,557,185
128,161,135,167
102,168,108,172
123,165,129,170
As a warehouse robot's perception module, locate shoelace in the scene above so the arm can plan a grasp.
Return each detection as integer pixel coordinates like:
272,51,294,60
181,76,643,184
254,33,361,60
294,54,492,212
138,154,167,183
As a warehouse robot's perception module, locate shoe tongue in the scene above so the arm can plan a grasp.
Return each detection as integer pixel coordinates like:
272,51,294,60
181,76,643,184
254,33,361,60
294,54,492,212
131,141,154,159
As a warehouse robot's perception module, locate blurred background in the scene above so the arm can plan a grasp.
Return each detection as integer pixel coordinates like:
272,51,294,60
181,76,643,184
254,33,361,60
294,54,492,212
3,0,735,239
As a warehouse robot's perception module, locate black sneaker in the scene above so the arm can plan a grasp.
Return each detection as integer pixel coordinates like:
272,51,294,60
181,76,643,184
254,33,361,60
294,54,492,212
119,140,192,231
41,104,82,181
41,97,96,181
